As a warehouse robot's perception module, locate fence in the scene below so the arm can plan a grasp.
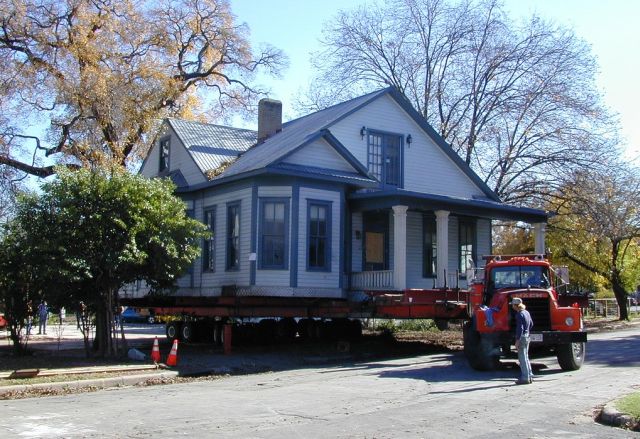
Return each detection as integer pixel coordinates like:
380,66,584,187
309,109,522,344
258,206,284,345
584,298,640,319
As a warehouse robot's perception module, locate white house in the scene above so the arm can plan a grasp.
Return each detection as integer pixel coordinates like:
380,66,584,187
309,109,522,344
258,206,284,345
138,87,547,299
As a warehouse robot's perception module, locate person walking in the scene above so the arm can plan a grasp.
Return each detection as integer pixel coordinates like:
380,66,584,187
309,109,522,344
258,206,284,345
37,300,49,335
511,297,534,384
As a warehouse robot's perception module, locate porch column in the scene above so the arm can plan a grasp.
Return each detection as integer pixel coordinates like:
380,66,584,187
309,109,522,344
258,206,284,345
534,223,546,255
435,210,450,288
392,205,408,291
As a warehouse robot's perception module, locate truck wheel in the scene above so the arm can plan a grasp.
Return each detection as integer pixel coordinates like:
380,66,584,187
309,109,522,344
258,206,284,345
556,342,586,371
147,316,155,324
181,322,193,342
166,321,181,340
463,320,500,371
434,319,449,331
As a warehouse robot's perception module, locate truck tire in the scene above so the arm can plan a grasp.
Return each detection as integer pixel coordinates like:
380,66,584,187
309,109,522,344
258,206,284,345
463,320,500,371
556,342,586,371
166,321,181,340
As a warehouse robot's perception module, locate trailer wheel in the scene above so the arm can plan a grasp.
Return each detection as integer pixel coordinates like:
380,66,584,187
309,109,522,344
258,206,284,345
434,319,449,331
556,342,585,371
166,321,181,340
463,320,500,371
181,322,193,343
212,323,223,346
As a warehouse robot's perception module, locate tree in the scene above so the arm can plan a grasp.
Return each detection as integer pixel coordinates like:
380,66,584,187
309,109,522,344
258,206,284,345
0,0,285,178
547,167,640,320
301,0,617,204
0,169,208,356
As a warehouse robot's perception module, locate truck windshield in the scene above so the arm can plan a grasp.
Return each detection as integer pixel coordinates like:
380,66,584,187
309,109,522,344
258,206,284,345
491,265,549,289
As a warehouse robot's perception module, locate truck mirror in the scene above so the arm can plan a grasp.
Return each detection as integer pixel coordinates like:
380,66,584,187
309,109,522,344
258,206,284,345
468,268,484,284
555,266,570,285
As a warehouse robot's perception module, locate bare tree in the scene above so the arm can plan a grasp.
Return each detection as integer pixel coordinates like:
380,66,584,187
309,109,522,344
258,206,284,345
0,0,285,178
547,166,640,320
301,0,617,204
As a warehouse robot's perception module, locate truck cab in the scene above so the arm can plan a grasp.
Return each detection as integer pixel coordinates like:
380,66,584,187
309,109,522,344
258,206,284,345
463,255,587,371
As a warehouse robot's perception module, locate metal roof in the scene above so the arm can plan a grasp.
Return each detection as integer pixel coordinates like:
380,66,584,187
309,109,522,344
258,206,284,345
167,119,257,174
216,89,388,180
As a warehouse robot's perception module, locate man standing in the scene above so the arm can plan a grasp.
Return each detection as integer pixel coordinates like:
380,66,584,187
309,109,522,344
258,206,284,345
511,297,534,384
37,300,48,335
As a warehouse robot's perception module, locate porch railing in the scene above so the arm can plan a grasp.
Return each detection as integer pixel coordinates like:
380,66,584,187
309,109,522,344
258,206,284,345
350,270,394,290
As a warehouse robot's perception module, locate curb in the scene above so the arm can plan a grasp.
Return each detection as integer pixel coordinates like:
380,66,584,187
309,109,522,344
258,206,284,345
599,403,638,430
0,371,179,397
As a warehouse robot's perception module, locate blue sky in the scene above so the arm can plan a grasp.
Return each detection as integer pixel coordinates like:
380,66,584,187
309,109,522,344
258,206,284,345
232,0,640,161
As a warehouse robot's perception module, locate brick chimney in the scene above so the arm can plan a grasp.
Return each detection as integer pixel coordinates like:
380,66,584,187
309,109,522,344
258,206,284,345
258,98,282,142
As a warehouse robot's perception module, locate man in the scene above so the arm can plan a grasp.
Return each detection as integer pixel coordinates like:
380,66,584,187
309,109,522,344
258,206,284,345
37,300,48,335
511,297,534,384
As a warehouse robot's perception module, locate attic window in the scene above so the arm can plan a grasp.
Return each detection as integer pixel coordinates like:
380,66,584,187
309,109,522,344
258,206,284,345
159,137,170,172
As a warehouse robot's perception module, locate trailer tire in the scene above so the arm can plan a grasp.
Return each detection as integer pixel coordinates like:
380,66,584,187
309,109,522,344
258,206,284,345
463,320,500,371
213,323,223,346
166,321,181,340
434,319,449,331
556,342,585,371
181,322,193,343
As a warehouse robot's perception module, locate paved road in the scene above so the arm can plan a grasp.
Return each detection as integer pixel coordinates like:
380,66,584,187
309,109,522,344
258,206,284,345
1,326,639,438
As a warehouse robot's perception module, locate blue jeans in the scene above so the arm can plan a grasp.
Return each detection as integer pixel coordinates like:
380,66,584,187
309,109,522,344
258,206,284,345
518,335,532,381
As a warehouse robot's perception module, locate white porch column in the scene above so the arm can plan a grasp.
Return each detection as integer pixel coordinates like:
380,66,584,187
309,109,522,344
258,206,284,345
435,210,450,288
534,223,546,255
392,205,408,291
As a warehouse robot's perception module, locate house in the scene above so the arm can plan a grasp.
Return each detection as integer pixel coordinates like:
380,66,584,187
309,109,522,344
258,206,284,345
138,87,547,299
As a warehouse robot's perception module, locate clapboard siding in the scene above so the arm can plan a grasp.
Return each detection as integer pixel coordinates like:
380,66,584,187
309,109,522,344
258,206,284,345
283,139,355,172
255,186,293,287
329,94,485,199
406,211,433,289
194,187,252,294
297,187,341,289
140,123,205,186
476,219,491,267
351,212,363,272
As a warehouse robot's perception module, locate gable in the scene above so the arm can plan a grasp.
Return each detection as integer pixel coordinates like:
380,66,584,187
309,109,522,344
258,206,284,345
281,138,356,173
139,122,207,186
328,93,488,199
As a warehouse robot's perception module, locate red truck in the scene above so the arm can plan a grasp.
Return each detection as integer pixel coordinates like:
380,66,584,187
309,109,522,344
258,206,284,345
463,255,587,371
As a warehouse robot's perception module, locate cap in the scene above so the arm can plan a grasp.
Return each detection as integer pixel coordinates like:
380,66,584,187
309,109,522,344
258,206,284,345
510,297,523,305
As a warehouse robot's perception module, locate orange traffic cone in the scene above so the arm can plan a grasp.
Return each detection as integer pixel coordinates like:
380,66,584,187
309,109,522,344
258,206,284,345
151,337,161,363
166,339,179,367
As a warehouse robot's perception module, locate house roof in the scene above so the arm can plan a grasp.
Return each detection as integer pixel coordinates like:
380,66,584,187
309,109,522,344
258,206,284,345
167,119,257,175
349,189,548,223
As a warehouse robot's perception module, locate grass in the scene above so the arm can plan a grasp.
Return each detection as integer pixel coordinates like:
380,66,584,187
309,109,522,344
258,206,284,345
616,392,640,420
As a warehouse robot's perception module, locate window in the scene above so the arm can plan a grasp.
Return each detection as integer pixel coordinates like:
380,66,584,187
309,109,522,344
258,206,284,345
367,131,402,187
259,199,289,269
423,215,437,277
459,220,476,274
226,202,240,270
203,208,215,272
159,137,170,172
308,201,332,270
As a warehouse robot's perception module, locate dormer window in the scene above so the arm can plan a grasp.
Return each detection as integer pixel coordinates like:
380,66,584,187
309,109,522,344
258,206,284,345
367,130,402,187
159,137,170,172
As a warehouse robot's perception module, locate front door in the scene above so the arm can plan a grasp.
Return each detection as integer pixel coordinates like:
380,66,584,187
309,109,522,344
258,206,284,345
363,210,389,271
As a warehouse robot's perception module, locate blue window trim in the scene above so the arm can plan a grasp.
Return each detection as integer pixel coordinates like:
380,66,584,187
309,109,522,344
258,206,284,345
366,129,404,189
306,199,332,272
258,197,290,270
159,136,170,173
202,206,216,273
226,201,241,271
423,213,437,278
458,217,477,276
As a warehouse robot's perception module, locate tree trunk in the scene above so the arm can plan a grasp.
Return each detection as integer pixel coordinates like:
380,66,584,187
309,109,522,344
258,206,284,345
611,279,629,321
